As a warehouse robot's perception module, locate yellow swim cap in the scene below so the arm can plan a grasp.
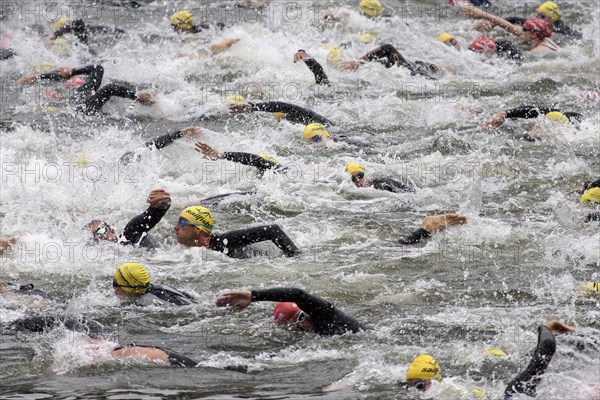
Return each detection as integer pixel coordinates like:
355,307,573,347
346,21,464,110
114,262,150,295
180,206,214,234
358,33,376,43
226,95,247,106
303,123,332,141
327,49,345,67
259,154,277,163
345,162,365,175
584,282,600,294
537,1,561,22
482,348,507,357
406,354,442,382
473,388,488,399
170,10,194,29
273,112,286,121
438,33,455,43
359,0,383,18
580,187,600,203
52,17,69,31
546,111,569,124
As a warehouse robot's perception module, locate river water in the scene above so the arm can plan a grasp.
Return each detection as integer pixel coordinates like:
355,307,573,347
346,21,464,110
1,0,599,399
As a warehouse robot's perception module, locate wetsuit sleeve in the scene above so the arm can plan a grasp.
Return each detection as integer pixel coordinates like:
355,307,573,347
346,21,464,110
121,200,171,245
250,101,335,126
53,19,88,43
505,16,526,25
209,224,300,257
505,106,554,119
504,325,557,397
399,228,430,244
223,152,277,172
251,288,333,317
364,44,413,69
584,212,600,222
303,58,329,85
555,20,582,38
144,130,183,150
372,177,414,193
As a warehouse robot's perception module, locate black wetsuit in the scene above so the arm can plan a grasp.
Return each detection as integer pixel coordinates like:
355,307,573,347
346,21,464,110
0,48,15,60
223,152,287,173
250,288,366,335
7,315,107,337
119,199,171,249
505,106,583,123
506,17,582,38
399,228,430,245
503,325,557,399
120,129,187,164
364,44,437,79
37,64,138,115
209,225,300,258
3,282,60,301
301,56,329,86
495,40,524,60
113,344,198,367
585,212,600,222
249,101,335,126
131,284,196,306
372,177,414,193
52,19,125,46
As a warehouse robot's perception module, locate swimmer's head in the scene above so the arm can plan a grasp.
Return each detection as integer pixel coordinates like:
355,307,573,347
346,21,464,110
113,262,151,295
175,206,214,247
584,282,600,294
346,162,368,188
327,49,345,67
469,36,497,56
179,206,214,234
537,1,561,22
52,17,70,31
226,95,247,106
580,187,600,204
523,18,552,40
85,220,118,242
358,33,376,44
438,33,460,50
359,0,383,18
170,10,194,31
405,354,442,391
545,111,569,124
259,154,278,163
303,123,332,146
273,302,301,324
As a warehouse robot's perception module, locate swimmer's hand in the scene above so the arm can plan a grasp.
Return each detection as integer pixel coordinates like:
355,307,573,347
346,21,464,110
210,37,240,55
0,236,19,254
544,320,575,335
136,92,156,105
420,213,467,234
481,111,506,128
55,67,74,78
293,50,310,63
216,290,252,310
229,103,253,114
181,126,202,139
194,142,224,161
339,61,361,71
473,21,495,31
147,189,171,209
16,74,39,84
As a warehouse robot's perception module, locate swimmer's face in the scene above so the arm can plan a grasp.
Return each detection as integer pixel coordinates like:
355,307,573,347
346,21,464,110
307,134,331,147
443,38,461,51
406,379,431,392
351,172,368,187
294,311,315,332
174,218,211,247
86,220,118,242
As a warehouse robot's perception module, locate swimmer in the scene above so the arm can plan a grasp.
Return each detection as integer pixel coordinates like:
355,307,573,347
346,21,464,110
462,7,558,54
216,287,368,335
16,64,155,115
194,142,287,174
399,213,468,244
228,96,335,126
345,162,414,193
112,263,196,306
438,33,461,51
85,188,171,249
302,123,367,147
174,206,300,258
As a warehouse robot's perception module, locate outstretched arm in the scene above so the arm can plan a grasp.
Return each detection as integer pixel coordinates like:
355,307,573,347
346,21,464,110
216,287,330,316
121,189,171,245
462,6,523,37
210,224,299,257
294,50,330,86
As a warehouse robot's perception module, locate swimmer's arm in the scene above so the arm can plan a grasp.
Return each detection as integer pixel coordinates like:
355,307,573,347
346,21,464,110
51,19,88,43
462,6,523,37
362,44,412,69
584,212,600,222
505,16,526,25
223,152,278,171
504,324,560,396
145,127,201,150
121,190,171,245
211,225,299,257
294,50,329,85
399,228,430,245
250,288,332,315
505,106,554,119
556,21,582,38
